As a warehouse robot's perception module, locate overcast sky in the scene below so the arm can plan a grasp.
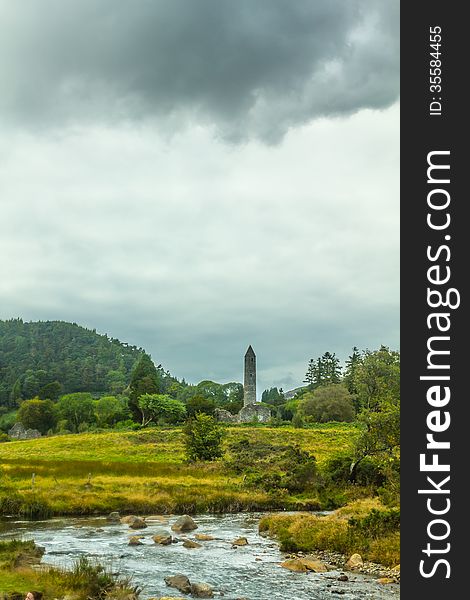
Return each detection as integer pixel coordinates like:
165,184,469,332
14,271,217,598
0,0,399,394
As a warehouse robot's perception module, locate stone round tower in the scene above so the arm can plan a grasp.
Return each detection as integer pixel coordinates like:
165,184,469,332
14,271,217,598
243,345,257,406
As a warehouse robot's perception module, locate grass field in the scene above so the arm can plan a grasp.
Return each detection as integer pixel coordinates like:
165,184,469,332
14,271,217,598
0,424,358,516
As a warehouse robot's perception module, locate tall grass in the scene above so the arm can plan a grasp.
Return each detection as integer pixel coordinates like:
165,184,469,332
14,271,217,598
259,499,400,567
0,425,358,516
0,541,139,598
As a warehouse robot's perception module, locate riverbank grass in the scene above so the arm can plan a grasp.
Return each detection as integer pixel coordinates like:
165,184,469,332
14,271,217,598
259,499,400,567
0,540,137,599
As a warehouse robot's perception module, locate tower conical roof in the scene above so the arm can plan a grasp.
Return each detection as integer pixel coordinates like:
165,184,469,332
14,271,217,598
245,345,255,356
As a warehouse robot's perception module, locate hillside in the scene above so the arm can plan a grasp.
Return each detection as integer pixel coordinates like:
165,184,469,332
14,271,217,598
0,319,148,407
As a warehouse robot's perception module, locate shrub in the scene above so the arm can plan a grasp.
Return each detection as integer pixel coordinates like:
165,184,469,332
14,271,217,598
300,385,355,422
183,413,224,461
17,398,57,434
348,508,400,538
226,439,317,494
322,453,385,487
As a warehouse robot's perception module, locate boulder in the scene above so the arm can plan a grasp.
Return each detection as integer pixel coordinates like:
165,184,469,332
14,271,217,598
377,577,395,584
195,533,215,541
345,553,363,570
231,537,248,547
171,515,198,533
121,515,138,524
164,574,191,594
280,558,308,572
337,575,349,582
106,511,121,522
128,517,147,530
183,539,202,549
152,530,173,545
128,536,144,546
299,555,328,572
190,582,214,598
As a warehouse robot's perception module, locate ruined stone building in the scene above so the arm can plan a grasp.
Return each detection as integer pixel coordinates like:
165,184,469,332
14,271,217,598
215,345,271,423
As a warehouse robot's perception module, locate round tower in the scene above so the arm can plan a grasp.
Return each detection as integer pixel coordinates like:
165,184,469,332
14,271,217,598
243,345,257,406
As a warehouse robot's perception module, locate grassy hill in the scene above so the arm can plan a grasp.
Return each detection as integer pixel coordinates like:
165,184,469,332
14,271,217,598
0,319,163,408
0,424,359,517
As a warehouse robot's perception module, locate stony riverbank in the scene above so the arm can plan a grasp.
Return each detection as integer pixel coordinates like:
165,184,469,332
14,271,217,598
1,512,400,600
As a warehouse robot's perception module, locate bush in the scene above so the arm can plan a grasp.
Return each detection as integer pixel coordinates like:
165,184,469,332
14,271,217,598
292,413,305,428
17,398,57,434
0,411,16,433
323,453,385,487
300,384,355,423
183,413,224,461
226,439,317,494
348,508,400,537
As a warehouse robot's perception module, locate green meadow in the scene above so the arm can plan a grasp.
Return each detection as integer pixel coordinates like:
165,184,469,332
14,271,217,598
0,424,358,517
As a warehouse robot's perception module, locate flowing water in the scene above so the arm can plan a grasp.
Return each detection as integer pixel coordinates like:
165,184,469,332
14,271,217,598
1,513,399,600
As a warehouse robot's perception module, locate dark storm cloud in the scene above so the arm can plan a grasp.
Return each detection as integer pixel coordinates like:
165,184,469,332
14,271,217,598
0,0,399,141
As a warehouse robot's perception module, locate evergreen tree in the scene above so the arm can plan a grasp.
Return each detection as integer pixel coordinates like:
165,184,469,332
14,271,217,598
343,347,362,395
10,379,22,405
304,352,342,388
128,354,161,421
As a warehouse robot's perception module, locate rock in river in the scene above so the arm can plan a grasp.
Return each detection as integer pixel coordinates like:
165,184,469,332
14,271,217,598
106,511,121,522
171,515,198,533
164,574,192,594
128,536,144,546
128,517,148,530
280,558,308,573
345,553,363,570
232,537,248,547
183,539,202,549
152,530,173,545
195,533,215,541
299,555,328,572
191,582,214,598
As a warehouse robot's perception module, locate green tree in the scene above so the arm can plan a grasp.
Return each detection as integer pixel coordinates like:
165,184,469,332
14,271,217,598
299,384,355,422
106,370,127,395
137,394,186,426
17,398,56,434
128,354,161,421
261,387,285,406
183,413,224,461
186,394,216,417
38,381,62,401
343,346,361,395
292,412,305,428
352,346,400,413
350,402,400,482
10,379,22,405
57,393,96,433
304,352,342,389
94,395,130,427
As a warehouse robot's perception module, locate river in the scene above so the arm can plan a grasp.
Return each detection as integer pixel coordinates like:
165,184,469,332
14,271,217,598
0,513,400,600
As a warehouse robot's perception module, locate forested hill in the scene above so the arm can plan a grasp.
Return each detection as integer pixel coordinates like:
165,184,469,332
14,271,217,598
0,319,147,408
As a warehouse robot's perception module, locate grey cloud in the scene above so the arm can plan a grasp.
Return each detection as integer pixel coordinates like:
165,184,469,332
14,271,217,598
0,0,399,141
0,106,399,391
